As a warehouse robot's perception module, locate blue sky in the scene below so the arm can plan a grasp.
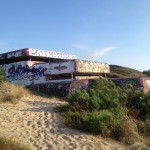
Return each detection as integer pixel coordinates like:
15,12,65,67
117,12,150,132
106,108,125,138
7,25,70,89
0,0,150,71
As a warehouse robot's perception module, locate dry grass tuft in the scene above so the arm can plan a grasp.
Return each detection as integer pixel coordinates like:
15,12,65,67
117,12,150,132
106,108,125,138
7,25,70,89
0,136,29,150
119,118,142,145
0,82,30,104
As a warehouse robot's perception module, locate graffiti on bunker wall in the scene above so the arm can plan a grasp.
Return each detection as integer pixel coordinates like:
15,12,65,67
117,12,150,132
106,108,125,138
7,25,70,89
45,61,74,75
6,61,48,85
5,61,75,85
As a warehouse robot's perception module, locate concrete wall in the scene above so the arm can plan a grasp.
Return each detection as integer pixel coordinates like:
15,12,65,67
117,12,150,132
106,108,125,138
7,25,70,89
44,61,74,75
5,60,110,85
5,59,150,97
5,61,75,85
5,61,50,85
30,80,72,97
0,48,77,61
30,78,150,97
30,79,91,97
75,60,110,73
141,78,150,93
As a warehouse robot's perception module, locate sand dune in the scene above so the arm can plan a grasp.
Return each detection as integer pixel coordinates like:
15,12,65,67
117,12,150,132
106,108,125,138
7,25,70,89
0,94,146,150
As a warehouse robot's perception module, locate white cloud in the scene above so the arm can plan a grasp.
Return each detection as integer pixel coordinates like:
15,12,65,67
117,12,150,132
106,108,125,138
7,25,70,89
72,44,91,50
87,46,115,58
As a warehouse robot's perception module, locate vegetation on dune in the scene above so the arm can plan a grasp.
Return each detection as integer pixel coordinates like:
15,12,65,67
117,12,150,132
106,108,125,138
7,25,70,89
143,70,150,77
56,78,150,146
0,81,30,149
0,136,29,150
108,65,147,78
0,67,30,104
0,81,30,104
0,65,6,81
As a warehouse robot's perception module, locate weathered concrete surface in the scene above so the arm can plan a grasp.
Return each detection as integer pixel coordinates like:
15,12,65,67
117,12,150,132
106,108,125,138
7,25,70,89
5,60,110,86
75,60,110,73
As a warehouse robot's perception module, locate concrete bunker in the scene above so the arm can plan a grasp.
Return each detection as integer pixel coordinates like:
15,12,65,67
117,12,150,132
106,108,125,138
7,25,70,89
0,48,110,86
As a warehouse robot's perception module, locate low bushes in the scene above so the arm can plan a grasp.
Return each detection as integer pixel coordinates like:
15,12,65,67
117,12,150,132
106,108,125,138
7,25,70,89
57,77,150,145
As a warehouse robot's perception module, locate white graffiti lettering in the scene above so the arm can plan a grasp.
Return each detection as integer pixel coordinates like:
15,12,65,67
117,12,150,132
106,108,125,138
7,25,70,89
28,49,77,60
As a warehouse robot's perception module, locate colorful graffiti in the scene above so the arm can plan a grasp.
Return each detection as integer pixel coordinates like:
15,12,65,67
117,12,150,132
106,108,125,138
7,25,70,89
47,61,74,75
5,61,75,85
6,61,48,85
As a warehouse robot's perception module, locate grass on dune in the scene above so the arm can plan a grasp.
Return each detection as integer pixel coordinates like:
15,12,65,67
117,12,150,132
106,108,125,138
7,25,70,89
0,82,31,149
0,136,30,150
0,81,30,104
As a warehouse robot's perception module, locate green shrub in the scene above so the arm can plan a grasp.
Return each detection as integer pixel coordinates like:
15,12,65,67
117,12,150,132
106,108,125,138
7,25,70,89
127,89,150,118
88,89,101,111
145,118,150,135
0,66,6,82
68,78,129,112
88,78,128,110
0,75,5,81
145,118,150,128
64,78,130,137
61,109,114,135
61,107,129,137
85,110,114,136
58,77,150,143
67,89,90,107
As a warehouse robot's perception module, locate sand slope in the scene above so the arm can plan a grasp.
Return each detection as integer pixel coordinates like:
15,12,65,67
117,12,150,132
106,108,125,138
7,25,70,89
0,94,145,150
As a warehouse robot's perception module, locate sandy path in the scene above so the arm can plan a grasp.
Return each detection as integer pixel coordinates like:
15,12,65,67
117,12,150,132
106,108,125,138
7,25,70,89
0,94,127,150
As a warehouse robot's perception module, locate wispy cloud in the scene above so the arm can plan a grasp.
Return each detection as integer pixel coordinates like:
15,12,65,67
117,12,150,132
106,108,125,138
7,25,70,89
87,46,115,58
72,44,91,51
